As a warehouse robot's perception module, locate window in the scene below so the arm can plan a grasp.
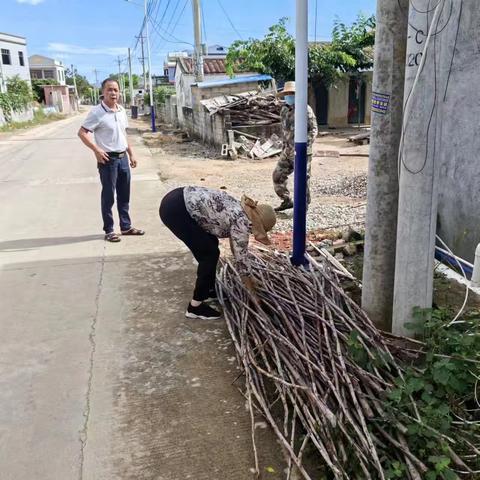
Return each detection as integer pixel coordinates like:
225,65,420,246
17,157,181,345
18,51,24,66
31,70,42,79
44,70,55,79
1,49,11,65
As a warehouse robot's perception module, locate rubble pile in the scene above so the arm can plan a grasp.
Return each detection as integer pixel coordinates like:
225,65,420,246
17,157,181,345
206,92,283,127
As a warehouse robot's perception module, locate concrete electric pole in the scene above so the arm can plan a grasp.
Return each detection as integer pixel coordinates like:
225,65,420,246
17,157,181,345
392,1,443,336
361,0,409,331
144,0,156,132
71,64,79,99
93,69,99,104
128,48,135,107
192,0,204,82
117,56,124,101
136,35,147,95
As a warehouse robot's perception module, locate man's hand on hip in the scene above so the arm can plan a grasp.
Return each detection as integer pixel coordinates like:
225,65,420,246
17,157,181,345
95,148,109,164
129,155,137,168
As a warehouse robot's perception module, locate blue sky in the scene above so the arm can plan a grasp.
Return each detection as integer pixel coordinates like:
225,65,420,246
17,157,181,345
2,0,376,84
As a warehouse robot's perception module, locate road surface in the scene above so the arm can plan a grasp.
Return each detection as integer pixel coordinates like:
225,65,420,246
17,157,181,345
0,113,284,480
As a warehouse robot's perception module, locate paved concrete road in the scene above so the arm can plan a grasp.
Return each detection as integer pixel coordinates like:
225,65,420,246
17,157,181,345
0,114,284,480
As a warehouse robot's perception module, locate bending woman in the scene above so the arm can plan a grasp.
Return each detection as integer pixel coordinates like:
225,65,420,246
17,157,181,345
159,186,276,319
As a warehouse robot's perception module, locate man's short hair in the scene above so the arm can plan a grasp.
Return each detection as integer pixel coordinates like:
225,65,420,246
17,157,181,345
101,78,120,90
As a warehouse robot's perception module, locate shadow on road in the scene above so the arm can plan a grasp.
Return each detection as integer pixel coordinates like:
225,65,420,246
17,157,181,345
0,234,102,251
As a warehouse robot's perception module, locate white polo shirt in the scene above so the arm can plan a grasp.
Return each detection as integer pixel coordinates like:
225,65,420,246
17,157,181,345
82,101,129,153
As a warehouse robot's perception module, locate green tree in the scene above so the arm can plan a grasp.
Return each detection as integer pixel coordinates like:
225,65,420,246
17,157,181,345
226,14,376,86
105,73,140,89
125,74,140,89
0,75,34,120
226,18,295,83
144,85,175,107
65,68,93,99
6,75,33,99
32,78,59,103
331,13,375,73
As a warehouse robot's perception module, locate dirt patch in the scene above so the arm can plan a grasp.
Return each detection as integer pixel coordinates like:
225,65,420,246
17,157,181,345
131,117,369,236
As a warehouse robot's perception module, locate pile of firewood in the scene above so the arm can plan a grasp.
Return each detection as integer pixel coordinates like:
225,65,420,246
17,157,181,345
214,93,283,128
217,250,480,479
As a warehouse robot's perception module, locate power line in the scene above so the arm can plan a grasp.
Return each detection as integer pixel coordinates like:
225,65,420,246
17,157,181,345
216,0,243,40
150,19,192,46
164,0,182,32
149,6,192,45
153,0,172,28
150,0,189,58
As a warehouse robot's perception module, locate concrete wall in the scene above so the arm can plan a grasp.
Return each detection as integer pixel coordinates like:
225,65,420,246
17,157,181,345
43,85,72,113
175,70,262,129
158,95,178,127
364,72,373,125
327,76,350,127
175,71,228,128
0,106,34,126
430,1,480,262
190,80,273,147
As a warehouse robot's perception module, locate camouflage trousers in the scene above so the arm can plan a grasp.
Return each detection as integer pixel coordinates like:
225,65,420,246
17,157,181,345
272,151,312,203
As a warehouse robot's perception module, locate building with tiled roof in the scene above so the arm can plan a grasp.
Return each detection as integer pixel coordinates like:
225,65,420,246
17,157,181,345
175,56,259,129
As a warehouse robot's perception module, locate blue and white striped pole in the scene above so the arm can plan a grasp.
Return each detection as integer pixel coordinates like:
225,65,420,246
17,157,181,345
291,0,309,267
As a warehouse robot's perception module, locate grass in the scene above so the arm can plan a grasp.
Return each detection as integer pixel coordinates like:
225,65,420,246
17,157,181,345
0,109,66,133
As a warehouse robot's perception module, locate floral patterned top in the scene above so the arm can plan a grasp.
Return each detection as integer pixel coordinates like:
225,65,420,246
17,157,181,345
183,186,251,275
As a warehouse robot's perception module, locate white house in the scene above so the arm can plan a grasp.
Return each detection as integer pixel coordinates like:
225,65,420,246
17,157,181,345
0,32,31,93
29,55,66,85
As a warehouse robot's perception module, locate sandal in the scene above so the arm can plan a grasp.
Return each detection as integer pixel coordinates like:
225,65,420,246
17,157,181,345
121,227,145,236
105,232,121,242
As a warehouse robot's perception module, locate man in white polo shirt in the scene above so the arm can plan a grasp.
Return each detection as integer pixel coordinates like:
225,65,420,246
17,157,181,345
78,78,145,242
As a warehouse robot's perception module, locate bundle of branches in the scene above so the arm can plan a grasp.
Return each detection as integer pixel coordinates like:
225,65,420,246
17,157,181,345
217,250,480,479
215,93,283,127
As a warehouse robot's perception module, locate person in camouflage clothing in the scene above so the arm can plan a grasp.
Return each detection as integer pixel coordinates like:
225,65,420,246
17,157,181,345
273,81,318,212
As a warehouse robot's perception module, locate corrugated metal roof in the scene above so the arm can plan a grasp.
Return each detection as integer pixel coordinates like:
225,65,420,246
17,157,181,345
196,74,273,89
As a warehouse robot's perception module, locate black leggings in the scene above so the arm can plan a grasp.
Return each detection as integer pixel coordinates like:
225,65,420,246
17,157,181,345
159,187,220,302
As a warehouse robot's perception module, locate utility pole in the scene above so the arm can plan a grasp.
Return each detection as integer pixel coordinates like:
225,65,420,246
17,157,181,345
144,0,156,132
361,0,409,331
117,56,124,101
392,1,443,336
291,0,308,267
71,64,79,99
137,35,147,94
128,47,135,108
192,0,204,82
93,69,99,104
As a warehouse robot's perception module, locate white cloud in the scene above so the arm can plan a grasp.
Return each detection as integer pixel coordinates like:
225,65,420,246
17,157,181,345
16,0,45,5
50,53,70,60
47,43,127,56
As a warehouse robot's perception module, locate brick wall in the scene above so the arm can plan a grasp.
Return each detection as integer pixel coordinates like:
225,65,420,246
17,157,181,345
190,81,268,147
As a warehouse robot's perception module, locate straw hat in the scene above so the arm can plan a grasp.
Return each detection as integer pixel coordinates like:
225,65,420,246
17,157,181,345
277,81,296,98
241,195,277,245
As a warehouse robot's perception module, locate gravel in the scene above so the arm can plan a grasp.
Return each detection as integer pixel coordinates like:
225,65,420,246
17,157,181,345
312,173,368,198
274,203,366,233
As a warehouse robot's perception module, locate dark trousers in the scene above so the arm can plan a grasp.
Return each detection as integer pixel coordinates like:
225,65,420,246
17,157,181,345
98,154,132,234
159,187,220,301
